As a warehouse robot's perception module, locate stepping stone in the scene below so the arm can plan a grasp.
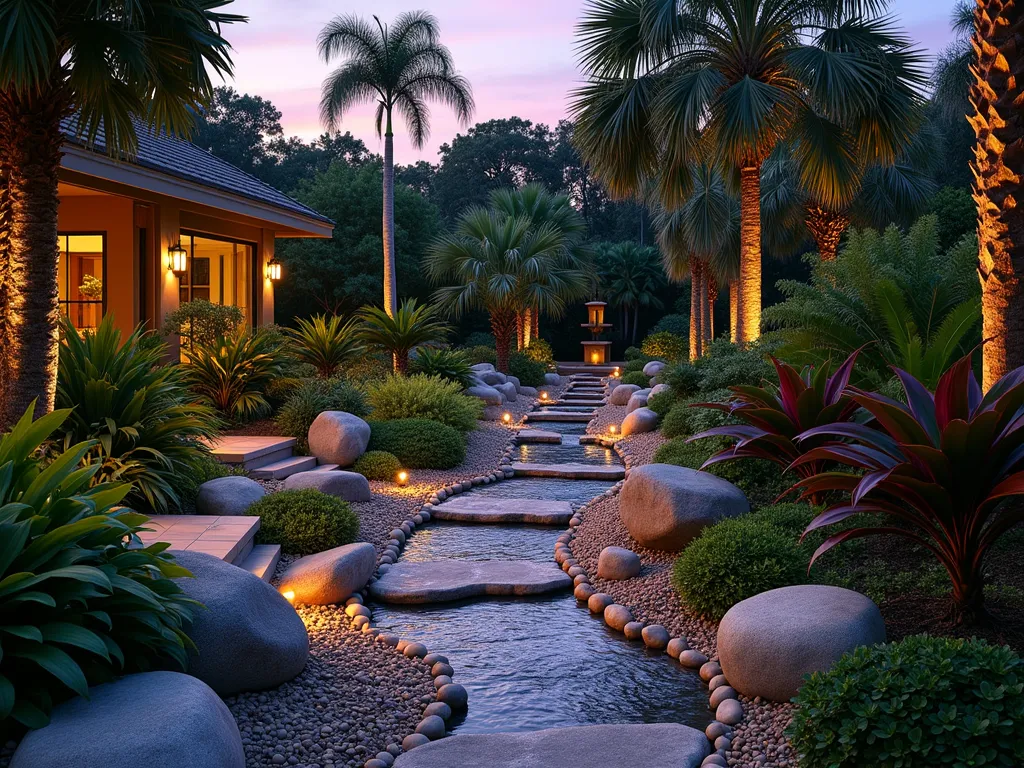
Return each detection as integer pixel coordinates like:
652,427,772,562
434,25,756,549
432,497,573,524
524,412,593,423
392,723,709,768
511,462,625,480
515,429,562,444
369,561,573,604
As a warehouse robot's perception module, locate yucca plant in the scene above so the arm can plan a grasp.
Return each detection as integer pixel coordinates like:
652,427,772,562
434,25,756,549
185,328,284,422
689,351,863,502
56,317,221,513
409,347,474,388
792,353,1024,623
0,403,195,732
285,314,365,379
357,299,450,373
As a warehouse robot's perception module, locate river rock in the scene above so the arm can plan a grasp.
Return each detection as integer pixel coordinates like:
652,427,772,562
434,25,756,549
278,542,376,605
282,469,371,501
480,371,508,386
626,389,651,413
621,407,659,437
466,385,505,406
604,604,634,631
308,411,371,467
520,385,538,397
650,383,672,397
506,375,522,392
643,360,666,376
608,384,640,405
544,373,561,385
642,624,670,649
597,546,641,580
496,382,518,402
470,363,495,372
619,464,748,551
718,585,886,701
172,551,308,695
195,476,265,516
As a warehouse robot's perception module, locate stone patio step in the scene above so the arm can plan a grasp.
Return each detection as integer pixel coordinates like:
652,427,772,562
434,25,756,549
524,412,594,423
432,497,573,524
238,544,282,582
250,454,318,480
205,435,298,470
557,398,606,406
369,560,573,604
511,462,625,480
515,429,562,444
139,515,261,564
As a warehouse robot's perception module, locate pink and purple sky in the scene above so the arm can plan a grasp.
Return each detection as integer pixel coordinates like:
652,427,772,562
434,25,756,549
224,0,960,164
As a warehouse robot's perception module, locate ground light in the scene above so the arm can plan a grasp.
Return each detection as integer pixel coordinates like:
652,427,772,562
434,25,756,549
282,590,296,603
502,412,512,425
396,470,409,486
540,391,549,401
608,424,618,435
613,367,620,377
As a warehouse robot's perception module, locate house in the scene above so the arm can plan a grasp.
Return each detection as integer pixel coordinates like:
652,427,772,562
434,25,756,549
57,119,333,353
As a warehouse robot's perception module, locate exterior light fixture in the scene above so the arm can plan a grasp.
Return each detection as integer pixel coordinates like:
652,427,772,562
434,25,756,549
502,412,512,425
540,391,549,401
281,589,296,603
608,424,618,435
396,470,409,486
613,367,620,377
266,257,282,282
591,351,600,364
167,241,188,276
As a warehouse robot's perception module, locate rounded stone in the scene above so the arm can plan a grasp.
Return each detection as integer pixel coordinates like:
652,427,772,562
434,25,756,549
625,390,650,413
643,360,666,376
390,529,407,545
666,637,689,659
308,411,371,467
708,674,728,691
433,675,453,690
699,661,722,682
401,733,430,752
195,476,265,516
431,662,455,678
396,639,409,652
437,683,469,710
566,565,585,578
403,642,428,659
352,615,370,629
574,583,596,601
705,721,731,741
702,756,728,768
709,686,737,709
588,592,614,614
623,621,645,640
608,384,641,406
596,546,641,580
375,752,395,766
364,761,388,768
345,603,371,618
620,407,659,437
423,653,448,667
641,624,670,649
282,469,371,501
715,698,743,726
346,594,364,605
713,735,731,751
718,585,886,702
279,542,377,606
415,715,446,741
377,634,400,647
679,650,709,669
423,702,452,720
573,574,590,586
604,604,634,632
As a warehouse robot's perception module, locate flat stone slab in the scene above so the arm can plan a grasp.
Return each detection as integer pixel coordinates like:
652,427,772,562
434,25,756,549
432,497,573,524
515,429,563,444
369,561,573,604
511,462,625,480
393,723,709,768
524,412,594,423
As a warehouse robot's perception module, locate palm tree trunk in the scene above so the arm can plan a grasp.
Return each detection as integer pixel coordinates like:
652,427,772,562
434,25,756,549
806,205,849,262
516,309,525,351
491,308,517,373
737,165,762,343
632,304,639,345
729,280,739,343
972,0,1024,390
0,89,66,429
531,306,540,342
522,307,533,349
690,260,703,359
706,275,717,344
382,114,398,318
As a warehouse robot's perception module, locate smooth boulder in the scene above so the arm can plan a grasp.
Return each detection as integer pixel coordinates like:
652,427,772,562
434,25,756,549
278,542,376,605
544,372,561,385
608,384,641,406
619,464,748,550
308,411,370,467
195,475,265,516
172,551,308,696
718,585,886,701
470,363,495,372
11,672,244,768
621,407,659,437
282,469,371,501
643,360,666,376
626,389,651,413
480,371,508,386
496,381,518,402
597,546,641,580
466,385,505,406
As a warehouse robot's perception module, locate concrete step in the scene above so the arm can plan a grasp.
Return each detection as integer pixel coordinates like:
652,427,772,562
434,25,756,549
250,454,318,479
312,463,340,472
432,497,573,524
237,544,282,582
510,462,625,480
140,515,260,564
524,412,594,423
206,436,299,470
369,560,573,604
515,429,562,444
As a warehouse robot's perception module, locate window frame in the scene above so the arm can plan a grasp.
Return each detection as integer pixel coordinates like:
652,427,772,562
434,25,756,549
179,229,259,326
57,231,107,329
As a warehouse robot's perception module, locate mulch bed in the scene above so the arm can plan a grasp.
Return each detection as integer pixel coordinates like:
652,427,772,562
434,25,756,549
223,418,284,437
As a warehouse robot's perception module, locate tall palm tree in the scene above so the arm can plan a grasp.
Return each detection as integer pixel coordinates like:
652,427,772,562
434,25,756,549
427,210,586,371
593,242,666,345
572,0,923,344
0,1,242,430
970,0,1024,389
318,12,474,318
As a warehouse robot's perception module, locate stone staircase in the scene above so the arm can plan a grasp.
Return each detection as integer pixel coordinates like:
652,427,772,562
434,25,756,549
206,435,338,480
139,515,281,582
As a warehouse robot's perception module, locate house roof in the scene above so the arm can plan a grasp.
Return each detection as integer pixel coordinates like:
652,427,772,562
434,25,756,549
60,117,334,227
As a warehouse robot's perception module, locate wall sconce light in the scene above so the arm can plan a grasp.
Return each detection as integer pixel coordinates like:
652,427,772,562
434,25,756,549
396,470,409,486
266,257,282,282
167,241,188,276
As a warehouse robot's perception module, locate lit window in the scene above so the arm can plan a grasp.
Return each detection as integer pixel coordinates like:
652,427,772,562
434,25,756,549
58,234,105,330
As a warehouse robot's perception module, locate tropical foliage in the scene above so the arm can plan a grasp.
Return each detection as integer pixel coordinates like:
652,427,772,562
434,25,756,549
285,315,365,379
593,242,664,345
0,404,195,731
357,300,451,373
408,347,474,388
368,418,465,469
185,329,284,422
161,299,245,353
366,374,482,433
55,317,220,514
275,379,368,453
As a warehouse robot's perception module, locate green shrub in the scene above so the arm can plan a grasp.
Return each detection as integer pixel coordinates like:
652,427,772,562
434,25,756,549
0,404,195,731
368,419,465,469
788,635,1024,768
357,299,451,373
641,331,687,362
461,344,498,366
694,339,776,391
620,371,649,387
672,517,806,619
56,316,221,514
624,346,643,360
508,351,547,387
161,298,244,352
340,350,392,384
751,502,816,538
652,314,690,337
285,314,365,378
624,355,653,373
522,338,555,368
247,489,359,555
647,390,676,416
353,450,403,481
665,362,702,397
409,348,474,388
463,331,496,348
276,379,368,453
185,328,284,422
171,453,248,514
367,374,482,432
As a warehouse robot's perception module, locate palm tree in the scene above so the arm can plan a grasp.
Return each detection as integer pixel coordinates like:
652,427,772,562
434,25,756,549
318,12,474,318
427,210,585,371
593,242,666,346
572,0,924,344
357,299,450,373
0,1,242,430
969,0,1024,389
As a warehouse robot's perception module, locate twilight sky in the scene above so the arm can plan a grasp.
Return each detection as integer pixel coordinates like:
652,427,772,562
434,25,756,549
224,0,960,164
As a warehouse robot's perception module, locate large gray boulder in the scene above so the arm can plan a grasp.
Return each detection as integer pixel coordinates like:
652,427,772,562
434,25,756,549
626,388,651,413
308,411,370,467
496,381,518,402
520,385,538,397
643,360,667,377
544,372,561,385
172,551,308,696
278,542,376,605
506,375,522,392
620,407,659,437
608,384,641,406
282,469,372,501
11,672,244,768
470,363,495,372
466,385,505,406
480,370,508,386
619,464,748,550
393,723,708,768
195,475,265,516
718,585,886,701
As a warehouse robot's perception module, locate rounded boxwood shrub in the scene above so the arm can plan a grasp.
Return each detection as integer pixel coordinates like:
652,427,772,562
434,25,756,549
641,331,687,362
624,346,643,360
367,374,482,432
752,502,816,538
672,516,806,620
247,489,359,556
647,390,676,416
353,450,403,481
508,351,547,387
623,356,653,373
620,371,649,387
788,635,1024,768
368,418,465,469
461,344,497,366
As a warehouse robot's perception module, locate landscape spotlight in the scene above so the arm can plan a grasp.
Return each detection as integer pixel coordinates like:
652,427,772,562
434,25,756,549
608,424,618,435
397,470,409,486
502,412,512,425
281,590,296,603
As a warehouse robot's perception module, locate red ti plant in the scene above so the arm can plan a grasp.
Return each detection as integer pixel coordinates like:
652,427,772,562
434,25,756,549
791,353,1024,623
688,350,863,502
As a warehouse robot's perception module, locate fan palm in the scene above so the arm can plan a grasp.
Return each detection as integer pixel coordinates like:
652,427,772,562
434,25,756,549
0,0,243,430
427,211,585,371
318,12,474,318
594,242,666,345
285,314,365,378
357,299,451,373
572,0,925,343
